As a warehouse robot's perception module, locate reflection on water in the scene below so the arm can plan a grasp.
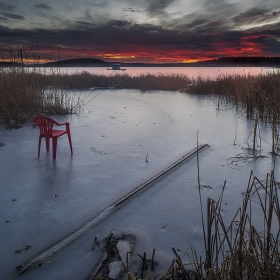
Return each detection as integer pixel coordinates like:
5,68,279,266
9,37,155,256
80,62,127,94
24,66,278,79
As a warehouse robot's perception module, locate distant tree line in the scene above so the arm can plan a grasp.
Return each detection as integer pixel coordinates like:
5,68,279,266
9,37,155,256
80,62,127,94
211,56,280,66
43,58,106,67
0,56,279,67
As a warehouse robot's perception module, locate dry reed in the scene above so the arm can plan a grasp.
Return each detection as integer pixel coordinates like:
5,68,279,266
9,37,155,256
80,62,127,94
158,170,280,280
1,68,279,126
0,68,93,127
186,72,280,124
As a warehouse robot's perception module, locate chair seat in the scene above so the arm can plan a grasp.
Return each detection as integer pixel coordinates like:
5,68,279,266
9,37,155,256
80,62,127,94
41,130,66,138
50,129,67,138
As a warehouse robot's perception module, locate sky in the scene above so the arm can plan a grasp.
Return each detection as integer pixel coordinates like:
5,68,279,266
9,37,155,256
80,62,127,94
0,0,280,63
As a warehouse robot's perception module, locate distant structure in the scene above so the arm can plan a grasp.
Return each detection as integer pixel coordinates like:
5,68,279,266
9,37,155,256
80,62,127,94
108,63,126,71
112,63,121,70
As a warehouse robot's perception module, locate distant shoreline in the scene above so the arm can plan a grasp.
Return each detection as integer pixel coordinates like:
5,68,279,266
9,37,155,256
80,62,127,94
1,56,280,68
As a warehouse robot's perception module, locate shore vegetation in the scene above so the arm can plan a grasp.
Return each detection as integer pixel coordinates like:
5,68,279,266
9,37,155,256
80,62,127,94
125,171,280,280
0,68,279,127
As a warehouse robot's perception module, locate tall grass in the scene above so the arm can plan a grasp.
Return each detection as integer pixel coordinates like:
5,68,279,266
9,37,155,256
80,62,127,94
0,68,92,127
0,68,280,129
0,69,191,127
157,171,280,280
0,69,45,127
186,72,280,153
187,73,280,123
45,71,191,91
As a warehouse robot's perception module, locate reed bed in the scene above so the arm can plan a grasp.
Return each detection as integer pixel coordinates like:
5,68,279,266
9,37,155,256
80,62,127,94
44,71,191,91
169,170,280,280
187,73,280,123
124,171,280,280
0,68,93,127
0,69,45,127
0,67,279,128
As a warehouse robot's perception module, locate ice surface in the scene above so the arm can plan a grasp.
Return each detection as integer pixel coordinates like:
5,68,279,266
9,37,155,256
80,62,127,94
117,241,131,262
0,89,279,279
109,261,122,279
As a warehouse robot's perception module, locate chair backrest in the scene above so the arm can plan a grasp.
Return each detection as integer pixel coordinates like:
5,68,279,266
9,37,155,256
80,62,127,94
33,116,57,137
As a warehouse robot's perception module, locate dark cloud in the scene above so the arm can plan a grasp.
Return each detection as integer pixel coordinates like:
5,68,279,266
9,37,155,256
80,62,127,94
165,3,234,33
232,7,280,26
0,8,279,62
74,21,96,28
0,2,15,12
184,18,209,30
146,0,175,16
256,10,280,24
0,0,279,62
204,0,237,17
0,16,8,21
207,21,223,28
233,8,269,25
173,14,229,34
1,12,25,20
107,19,133,28
34,4,52,10
91,2,110,8
2,19,280,57
123,7,143,13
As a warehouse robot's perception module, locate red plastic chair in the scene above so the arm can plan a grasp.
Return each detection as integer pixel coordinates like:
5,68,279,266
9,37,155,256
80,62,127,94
33,116,73,159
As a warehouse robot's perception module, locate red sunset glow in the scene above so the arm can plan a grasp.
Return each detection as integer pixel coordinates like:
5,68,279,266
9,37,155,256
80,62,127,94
1,38,272,64
0,1,279,63
34,41,269,64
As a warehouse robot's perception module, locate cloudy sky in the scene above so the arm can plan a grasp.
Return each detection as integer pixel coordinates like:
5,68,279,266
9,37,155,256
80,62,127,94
0,0,280,63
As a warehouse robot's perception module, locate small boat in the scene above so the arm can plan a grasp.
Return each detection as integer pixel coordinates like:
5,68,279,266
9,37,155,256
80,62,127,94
107,63,126,71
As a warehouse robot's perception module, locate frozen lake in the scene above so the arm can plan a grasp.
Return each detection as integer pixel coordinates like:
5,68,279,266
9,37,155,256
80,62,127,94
1,89,279,279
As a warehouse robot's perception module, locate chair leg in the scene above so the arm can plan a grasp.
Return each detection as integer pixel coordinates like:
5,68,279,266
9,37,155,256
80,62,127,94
46,137,50,151
52,137,58,159
38,136,42,158
67,132,73,154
